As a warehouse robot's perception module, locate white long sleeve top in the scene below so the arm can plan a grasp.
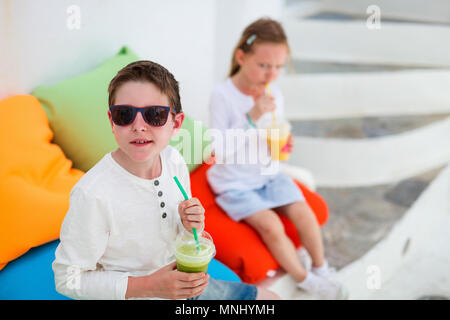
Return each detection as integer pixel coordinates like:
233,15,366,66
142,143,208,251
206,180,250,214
206,78,286,194
52,146,191,300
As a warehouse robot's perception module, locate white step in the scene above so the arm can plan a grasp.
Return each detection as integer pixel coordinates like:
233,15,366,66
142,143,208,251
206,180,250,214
278,71,450,120
319,0,450,25
283,18,450,67
288,116,450,187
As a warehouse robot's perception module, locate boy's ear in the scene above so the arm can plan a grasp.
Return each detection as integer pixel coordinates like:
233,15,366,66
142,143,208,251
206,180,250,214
171,112,185,137
107,110,116,134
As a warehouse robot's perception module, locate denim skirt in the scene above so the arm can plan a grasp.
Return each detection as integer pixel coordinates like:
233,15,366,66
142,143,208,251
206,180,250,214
215,172,305,221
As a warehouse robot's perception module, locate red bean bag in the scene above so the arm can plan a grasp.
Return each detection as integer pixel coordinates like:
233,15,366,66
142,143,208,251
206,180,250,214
190,161,328,284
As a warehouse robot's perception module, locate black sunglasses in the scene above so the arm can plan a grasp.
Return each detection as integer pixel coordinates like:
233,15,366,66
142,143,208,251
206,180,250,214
109,105,176,127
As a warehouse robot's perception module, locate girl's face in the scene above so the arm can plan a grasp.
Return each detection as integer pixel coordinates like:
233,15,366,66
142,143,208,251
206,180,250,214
108,81,183,163
237,42,289,88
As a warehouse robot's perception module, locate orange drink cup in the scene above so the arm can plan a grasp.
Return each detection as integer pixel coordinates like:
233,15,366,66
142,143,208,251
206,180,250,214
266,122,291,161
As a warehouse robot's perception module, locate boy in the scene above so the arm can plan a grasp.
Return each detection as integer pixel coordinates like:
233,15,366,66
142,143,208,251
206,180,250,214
52,60,278,300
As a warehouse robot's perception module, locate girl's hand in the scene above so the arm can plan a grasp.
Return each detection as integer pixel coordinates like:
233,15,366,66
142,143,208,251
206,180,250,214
178,197,205,231
127,261,209,299
248,95,276,122
283,134,294,153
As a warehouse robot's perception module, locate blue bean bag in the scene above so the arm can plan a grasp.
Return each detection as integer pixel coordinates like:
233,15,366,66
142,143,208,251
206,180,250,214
0,240,240,300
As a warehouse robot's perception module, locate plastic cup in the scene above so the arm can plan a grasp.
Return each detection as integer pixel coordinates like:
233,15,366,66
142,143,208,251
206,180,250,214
266,121,292,161
174,230,216,273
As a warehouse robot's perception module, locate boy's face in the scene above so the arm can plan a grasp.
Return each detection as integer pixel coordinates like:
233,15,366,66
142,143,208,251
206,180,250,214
108,81,184,163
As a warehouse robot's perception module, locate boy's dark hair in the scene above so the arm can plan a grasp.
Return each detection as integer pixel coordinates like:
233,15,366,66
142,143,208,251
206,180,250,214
108,60,182,114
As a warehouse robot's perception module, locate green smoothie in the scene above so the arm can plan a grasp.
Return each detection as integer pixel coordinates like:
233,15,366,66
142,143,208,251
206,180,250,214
175,243,211,273
174,231,215,273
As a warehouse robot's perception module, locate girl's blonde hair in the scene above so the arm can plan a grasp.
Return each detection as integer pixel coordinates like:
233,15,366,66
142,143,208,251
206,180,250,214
229,17,291,77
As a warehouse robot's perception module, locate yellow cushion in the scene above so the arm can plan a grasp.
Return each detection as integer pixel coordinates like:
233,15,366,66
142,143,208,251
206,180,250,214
0,95,84,271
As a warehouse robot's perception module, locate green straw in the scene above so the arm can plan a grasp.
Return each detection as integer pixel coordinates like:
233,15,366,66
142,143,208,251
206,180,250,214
173,176,201,251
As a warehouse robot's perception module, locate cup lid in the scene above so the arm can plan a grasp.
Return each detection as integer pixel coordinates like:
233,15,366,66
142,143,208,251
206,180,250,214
174,230,216,261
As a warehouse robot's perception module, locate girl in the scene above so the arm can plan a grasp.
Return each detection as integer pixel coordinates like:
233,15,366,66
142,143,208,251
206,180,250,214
207,18,348,300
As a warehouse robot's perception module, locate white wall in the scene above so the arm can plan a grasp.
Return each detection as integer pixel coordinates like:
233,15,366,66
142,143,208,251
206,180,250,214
0,0,216,124
0,0,283,126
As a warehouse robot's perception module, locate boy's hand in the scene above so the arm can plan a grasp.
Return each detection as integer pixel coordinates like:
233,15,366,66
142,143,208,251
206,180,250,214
127,262,209,299
178,197,205,231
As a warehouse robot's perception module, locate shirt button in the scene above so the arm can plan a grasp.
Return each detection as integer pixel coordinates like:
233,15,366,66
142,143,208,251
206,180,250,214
154,180,159,186
162,212,167,219
158,191,163,197
160,202,165,208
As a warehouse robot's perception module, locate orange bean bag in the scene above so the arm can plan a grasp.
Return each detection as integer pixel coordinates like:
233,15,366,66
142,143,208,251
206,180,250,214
0,95,84,271
190,161,328,284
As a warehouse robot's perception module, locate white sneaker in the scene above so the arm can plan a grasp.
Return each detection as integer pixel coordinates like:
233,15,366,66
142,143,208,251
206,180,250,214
297,272,349,300
311,261,337,280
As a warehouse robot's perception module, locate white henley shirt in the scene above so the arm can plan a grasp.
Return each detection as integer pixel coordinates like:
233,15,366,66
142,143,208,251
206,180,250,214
52,146,191,300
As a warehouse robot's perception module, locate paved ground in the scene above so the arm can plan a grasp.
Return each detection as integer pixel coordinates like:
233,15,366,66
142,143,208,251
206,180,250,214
290,115,448,270
292,60,448,74
318,166,443,269
288,115,449,300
